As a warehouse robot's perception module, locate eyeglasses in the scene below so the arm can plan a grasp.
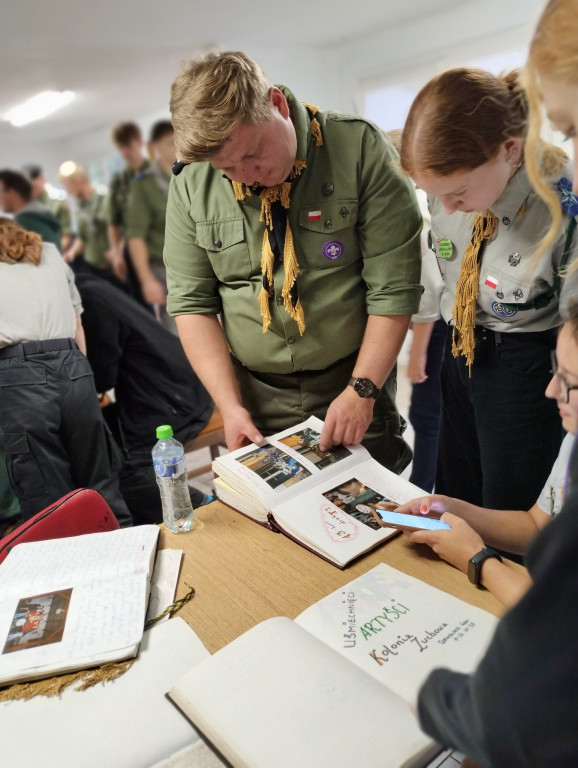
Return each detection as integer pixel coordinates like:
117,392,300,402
550,351,578,404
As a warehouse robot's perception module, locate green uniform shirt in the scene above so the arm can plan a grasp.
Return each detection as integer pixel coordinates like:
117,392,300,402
125,164,169,265
108,160,151,234
430,162,576,332
77,192,110,269
164,87,422,375
39,190,72,237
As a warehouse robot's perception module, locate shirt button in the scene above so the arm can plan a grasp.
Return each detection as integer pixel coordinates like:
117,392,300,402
501,217,510,226
214,239,222,249
287,336,296,345
276,295,284,305
325,220,333,229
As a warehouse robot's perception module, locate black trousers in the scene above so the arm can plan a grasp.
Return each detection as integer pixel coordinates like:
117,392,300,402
436,325,564,510
0,345,132,526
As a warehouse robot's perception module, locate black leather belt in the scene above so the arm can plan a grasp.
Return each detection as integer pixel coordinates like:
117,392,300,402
474,326,557,346
0,338,76,361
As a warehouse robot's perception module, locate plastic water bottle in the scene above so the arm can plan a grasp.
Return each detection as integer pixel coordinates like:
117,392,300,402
152,425,194,533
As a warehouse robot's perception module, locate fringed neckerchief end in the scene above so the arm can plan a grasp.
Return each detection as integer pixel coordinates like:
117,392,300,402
451,211,499,374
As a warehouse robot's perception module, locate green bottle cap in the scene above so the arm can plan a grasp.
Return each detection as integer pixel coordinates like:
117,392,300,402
156,424,173,439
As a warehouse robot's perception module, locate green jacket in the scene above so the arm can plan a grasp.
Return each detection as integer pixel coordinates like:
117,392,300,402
39,191,72,237
125,163,169,265
164,87,422,374
15,202,61,251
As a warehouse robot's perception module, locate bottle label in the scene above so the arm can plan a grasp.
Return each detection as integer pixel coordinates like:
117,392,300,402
153,456,184,478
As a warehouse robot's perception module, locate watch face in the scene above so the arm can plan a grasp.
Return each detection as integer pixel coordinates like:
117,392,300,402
354,378,373,397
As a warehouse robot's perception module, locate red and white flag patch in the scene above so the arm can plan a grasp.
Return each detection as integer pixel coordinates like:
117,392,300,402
484,275,498,289
308,210,322,222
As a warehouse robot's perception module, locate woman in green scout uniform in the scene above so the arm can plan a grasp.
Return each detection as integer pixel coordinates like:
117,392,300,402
400,67,575,513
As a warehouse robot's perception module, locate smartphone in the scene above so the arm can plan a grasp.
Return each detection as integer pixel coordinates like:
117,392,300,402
373,508,451,531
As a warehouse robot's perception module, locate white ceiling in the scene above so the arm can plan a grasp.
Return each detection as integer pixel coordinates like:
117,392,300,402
0,0,465,150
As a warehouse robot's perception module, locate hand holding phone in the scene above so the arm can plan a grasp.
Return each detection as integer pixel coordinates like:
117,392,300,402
372,508,452,531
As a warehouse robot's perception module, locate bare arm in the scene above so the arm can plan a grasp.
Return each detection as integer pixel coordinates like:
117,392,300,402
407,321,434,384
408,512,533,610
319,314,410,451
396,494,549,555
62,236,84,264
74,315,87,355
106,224,127,280
175,314,264,450
128,237,166,305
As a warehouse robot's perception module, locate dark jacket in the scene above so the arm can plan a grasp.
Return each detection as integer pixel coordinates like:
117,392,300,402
74,273,213,450
15,202,62,251
417,435,578,767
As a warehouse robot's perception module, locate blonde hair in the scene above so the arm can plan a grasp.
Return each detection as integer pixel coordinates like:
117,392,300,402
58,161,88,182
170,50,273,163
0,218,42,265
523,0,578,258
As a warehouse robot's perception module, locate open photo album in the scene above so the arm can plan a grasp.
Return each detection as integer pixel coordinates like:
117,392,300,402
213,416,427,568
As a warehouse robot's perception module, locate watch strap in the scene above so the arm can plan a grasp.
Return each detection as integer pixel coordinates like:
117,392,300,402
468,547,503,589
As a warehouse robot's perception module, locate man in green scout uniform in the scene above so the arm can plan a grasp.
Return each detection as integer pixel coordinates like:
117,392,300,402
126,120,176,331
164,51,423,471
23,164,73,251
107,121,150,297
0,169,61,250
59,162,116,279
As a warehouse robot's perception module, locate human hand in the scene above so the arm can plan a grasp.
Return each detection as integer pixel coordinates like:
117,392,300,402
319,388,374,451
142,276,167,306
106,248,127,280
407,349,428,384
395,494,456,518
223,406,265,451
62,249,77,264
407,512,485,573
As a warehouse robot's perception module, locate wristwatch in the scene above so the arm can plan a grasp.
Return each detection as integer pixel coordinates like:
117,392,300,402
468,547,503,589
348,377,381,399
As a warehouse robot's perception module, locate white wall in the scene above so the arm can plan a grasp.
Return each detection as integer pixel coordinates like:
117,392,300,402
2,0,549,190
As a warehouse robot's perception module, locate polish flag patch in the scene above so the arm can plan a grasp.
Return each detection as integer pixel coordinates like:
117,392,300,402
308,210,322,221
485,275,498,289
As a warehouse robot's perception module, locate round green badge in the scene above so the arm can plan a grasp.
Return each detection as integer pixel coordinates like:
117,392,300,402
438,238,453,259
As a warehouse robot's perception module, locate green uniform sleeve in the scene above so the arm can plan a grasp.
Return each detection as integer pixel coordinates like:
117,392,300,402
357,127,423,316
163,175,221,316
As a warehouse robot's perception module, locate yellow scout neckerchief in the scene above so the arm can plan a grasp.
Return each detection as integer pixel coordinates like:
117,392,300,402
451,212,498,371
231,103,323,335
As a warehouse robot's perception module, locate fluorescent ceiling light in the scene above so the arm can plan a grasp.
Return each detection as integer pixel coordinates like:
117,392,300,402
4,90,75,127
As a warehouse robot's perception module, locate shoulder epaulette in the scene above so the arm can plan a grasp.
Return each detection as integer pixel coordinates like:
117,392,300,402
556,177,578,218
172,160,190,176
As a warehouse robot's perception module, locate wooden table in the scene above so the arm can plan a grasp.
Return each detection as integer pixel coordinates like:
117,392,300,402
161,501,507,654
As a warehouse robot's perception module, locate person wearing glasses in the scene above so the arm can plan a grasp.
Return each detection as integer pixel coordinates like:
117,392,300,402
394,313,577,609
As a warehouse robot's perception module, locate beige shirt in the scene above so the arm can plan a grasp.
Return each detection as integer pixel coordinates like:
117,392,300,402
0,243,82,348
429,162,575,332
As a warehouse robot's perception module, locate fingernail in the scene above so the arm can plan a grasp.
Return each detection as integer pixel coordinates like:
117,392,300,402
420,504,428,514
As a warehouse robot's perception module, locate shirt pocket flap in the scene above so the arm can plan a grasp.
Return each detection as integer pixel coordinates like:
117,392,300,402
196,219,245,252
299,201,358,234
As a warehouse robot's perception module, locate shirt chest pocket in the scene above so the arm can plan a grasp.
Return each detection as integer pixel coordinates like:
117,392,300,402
196,218,255,282
297,201,359,270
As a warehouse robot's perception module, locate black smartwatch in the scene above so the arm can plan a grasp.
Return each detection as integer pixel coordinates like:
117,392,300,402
348,377,381,399
468,547,503,589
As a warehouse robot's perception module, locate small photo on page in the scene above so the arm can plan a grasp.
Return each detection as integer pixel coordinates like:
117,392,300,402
278,427,351,468
236,445,311,491
3,588,72,654
323,478,399,531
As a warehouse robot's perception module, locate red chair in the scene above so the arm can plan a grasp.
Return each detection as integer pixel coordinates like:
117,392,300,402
0,488,120,566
